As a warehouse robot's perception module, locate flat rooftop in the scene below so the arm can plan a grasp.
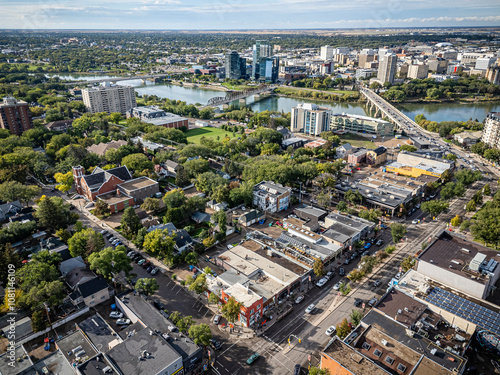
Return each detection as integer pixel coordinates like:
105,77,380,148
106,328,181,375
321,338,388,375
56,330,97,366
97,191,132,205
118,177,158,192
78,354,116,375
335,181,408,209
332,112,390,124
418,231,499,285
78,314,122,352
376,289,428,327
0,346,32,375
362,310,466,374
224,282,262,308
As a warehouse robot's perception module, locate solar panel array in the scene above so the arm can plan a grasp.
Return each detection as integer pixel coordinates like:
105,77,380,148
425,287,500,336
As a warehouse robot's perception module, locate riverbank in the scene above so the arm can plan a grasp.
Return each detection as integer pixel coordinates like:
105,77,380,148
169,80,229,92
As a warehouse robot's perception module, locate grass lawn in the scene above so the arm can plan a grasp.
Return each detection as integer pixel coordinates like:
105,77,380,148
340,133,377,149
186,127,239,144
221,82,254,91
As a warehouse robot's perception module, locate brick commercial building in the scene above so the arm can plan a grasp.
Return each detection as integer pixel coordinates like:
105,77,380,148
127,106,188,129
0,97,33,135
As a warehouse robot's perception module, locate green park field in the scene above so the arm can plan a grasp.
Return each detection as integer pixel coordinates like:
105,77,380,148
185,127,238,144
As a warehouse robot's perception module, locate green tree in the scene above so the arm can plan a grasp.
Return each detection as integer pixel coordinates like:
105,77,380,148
336,318,352,339
143,229,176,262
185,252,198,266
203,236,215,248
466,199,477,212
120,207,142,237
337,200,348,212
455,169,482,186
141,197,160,212
421,200,449,217
350,309,363,327
309,368,331,375
313,258,325,277
108,112,122,124
471,207,500,248
221,296,242,324
450,215,462,227
208,292,220,305
177,316,195,332
401,256,416,272
391,223,407,243
19,280,65,310
94,199,111,218
88,246,133,280
68,228,105,258
175,164,191,187
163,188,187,209
188,323,212,346
169,311,182,325
400,144,417,152
358,209,382,223
0,181,41,205
31,310,47,332
345,189,363,205
189,273,207,294
54,171,74,194
484,183,491,196
316,191,331,209
135,278,159,296
121,153,154,173
35,196,75,231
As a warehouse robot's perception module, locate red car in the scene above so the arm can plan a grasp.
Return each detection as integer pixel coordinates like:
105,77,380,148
142,260,151,269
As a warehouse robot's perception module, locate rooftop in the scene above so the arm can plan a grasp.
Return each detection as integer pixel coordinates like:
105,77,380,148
321,338,389,375
78,314,122,352
224,282,262,307
376,289,428,327
0,346,32,375
56,330,98,366
332,112,391,124
118,176,158,192
106,328,182,375
418,231,499,285
20,349,74,375
97,190,133,205
253,181,292,196
77,354,117,375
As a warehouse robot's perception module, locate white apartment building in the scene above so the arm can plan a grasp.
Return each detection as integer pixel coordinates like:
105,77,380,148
482,112,500,149
407,63,429,79
377,54,397,84
475,57,497,71
320,45,334,61
82,82,137,115
291,103,331,136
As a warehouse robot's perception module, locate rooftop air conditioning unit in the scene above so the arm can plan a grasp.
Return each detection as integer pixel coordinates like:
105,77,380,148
381,339,388,346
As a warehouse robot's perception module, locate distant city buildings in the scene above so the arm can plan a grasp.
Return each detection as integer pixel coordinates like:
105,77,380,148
252,40,272,80
82,82,136,115
482,112,500,149
0,96,33,135
225,50,247,80
258,56,279,83
407,63,429,79
320,45,334,61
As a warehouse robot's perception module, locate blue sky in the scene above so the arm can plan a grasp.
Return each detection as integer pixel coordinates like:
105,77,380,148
2,0,500,30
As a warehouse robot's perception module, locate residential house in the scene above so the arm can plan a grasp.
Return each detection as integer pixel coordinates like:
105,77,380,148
252,181,292,213
237,209,264,227
191,211,210,224
336,143,353,158
69,277,113,307
59,256,86,277
206,199,228,212
453,131,482,146
44,119,73,132
276,127,293,140
366,146,387,166
86,140,127,157
146,222,193,253
165,160,179,176
0,200,22,221
347,148,368,165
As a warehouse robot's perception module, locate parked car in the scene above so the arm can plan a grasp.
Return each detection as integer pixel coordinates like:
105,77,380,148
109,237,116,243
411,219,419,224
100,230,108,235
213,314,221,325
112,239,119,245
109,311,123,319
295,295,305,304
210,339,222,350
361,251,369,257
137,259,146,266
339,268,345,276
395,272,403,279
354,299,363,308
368,297,377,307
325,326,336,336
142,261,151,269
152,300,164,310
375,239,384,246
150,267,159,275
325,271,333,280
364,242,372,250
116,319,131,325
294,364,301,375
114,241,122,247
305,304,316,314
373,280,381,287
344,259,350,265
146,266,154,273
333,281,343,291
415,204,421,209
247,352,259,365
316,278,328,288
127,251,136,257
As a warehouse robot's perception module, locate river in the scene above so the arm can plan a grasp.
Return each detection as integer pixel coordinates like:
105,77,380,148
49,74,500,123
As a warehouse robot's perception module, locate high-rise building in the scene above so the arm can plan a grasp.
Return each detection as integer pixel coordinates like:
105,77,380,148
482,112,500,149
486,66,500,85
377,54,397,84
82,82,136,115
252,40,272,79
320,45,334,61
0,97,33,135
407,63,429,79
358,49,376,68
291,103,331,136
225,51,246,80
258,56,279,83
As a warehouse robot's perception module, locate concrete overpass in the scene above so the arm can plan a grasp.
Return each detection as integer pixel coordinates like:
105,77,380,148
359,86,426,134
203,84,277,108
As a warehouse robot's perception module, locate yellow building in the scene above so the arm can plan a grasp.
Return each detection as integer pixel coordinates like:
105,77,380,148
385,152,453,178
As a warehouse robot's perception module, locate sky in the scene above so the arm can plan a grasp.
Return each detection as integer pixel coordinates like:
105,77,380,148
1,0,500,30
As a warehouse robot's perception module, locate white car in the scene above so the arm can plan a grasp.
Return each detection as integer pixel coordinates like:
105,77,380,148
150,267,159,275
395,272,403,279
333,282,343,291
411,219,419,224
316,278,328,288
116,318,131,325
325,271,333,280
109,311,123,319
325,326,336,336
295,295,305,304
305,304,316,314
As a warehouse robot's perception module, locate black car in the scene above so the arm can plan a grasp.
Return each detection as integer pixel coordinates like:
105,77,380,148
339,267,345,276
210,339,222,350
152,300,164,310
354,299,363,308
142,261,151,269
146,266,154,273
134,256,144,263
294,364,301,375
